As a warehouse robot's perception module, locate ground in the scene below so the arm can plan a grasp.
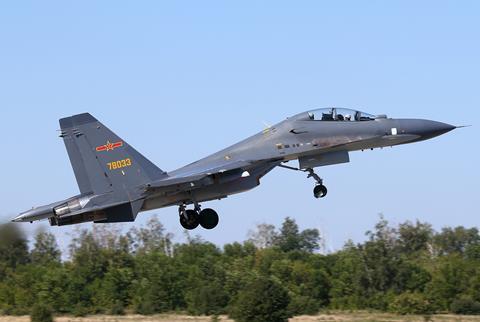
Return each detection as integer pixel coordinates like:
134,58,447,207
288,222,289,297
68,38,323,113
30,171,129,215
1,313,480,322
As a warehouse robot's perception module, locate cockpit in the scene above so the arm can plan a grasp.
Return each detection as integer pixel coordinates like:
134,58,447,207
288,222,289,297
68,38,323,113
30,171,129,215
307,108,376,122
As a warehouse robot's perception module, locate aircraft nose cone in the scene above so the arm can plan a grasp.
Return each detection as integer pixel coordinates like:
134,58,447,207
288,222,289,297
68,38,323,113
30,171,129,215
421,120,456,138
400,119,456,140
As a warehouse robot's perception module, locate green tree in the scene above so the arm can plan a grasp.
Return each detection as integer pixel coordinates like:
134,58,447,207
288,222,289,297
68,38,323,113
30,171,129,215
185,280,228,315
389,291,432,315
31,232,61,265
450,295,480,315
278,258,327,314
66,226,135,313
131,252,185,313
30,302,53,322
109,300,125,315
224,241,256,259
434,227,480,255
0,224,29,276
274,217,320,253
466,244,480,260
397,220,433,255
33,265,71,313
3,215,480,317
93,266,134,310
394,261,431,293
328,241,366,309
361,217,401,309
424,254,472,311
128,216,173,255
229,276,291,322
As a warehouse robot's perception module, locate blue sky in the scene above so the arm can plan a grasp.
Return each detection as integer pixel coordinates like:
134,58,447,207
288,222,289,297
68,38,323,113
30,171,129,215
0,1,478,253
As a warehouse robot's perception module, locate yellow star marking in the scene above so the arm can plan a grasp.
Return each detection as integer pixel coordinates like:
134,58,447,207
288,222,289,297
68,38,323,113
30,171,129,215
105,141,114,151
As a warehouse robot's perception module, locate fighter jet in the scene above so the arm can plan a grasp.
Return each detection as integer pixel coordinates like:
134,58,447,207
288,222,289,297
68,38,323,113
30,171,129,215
13,108,457,230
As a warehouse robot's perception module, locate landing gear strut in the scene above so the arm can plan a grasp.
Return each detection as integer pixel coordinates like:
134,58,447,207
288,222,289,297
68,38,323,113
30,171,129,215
279,164,328,199
179,203,219,230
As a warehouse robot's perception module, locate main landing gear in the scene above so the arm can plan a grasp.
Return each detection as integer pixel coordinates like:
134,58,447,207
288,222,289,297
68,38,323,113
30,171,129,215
179,203,219,230
279,165,328,199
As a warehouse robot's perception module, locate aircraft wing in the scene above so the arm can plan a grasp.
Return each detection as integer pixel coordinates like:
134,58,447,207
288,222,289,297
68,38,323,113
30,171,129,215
146,159,275,191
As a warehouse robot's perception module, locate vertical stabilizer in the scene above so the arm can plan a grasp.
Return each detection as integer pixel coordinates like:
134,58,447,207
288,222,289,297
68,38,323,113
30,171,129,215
59,113,166,197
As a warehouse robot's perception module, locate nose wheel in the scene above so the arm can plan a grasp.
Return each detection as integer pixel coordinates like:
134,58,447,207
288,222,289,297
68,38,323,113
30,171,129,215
313,184,328,198
179,204,219,230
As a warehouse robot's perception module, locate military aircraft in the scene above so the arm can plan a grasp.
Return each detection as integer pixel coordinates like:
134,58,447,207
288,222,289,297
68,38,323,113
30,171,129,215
12,108,457,230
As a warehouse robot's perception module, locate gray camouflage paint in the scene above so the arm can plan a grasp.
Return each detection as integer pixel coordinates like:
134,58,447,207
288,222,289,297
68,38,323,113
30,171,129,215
12,109,456,226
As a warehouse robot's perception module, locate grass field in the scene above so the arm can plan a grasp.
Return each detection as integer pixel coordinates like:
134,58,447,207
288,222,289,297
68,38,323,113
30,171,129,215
1,313,480,322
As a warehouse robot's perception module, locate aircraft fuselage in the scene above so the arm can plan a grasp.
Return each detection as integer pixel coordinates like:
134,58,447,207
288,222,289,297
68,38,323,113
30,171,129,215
13,108,456,228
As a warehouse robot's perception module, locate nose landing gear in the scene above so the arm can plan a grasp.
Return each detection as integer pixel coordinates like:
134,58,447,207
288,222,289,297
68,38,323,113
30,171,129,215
279,164,328,199
179,204,219,230
306,168,328,199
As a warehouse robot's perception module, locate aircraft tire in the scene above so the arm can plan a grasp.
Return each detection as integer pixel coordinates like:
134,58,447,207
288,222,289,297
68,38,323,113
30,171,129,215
199,208,219,230
314,185,328,199
180,209,200,230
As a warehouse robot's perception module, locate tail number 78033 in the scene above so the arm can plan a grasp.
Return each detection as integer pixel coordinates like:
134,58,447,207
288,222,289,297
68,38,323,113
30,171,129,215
107,158,132,170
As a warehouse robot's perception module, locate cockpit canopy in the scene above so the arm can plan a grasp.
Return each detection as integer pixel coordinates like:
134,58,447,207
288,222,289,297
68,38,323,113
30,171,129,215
307,108,376,122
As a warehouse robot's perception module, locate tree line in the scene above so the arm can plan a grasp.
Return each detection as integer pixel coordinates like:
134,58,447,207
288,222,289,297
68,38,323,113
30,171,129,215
0,215,479,321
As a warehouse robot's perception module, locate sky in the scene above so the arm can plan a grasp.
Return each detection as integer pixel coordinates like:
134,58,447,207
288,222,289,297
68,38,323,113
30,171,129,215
0,1,478,254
